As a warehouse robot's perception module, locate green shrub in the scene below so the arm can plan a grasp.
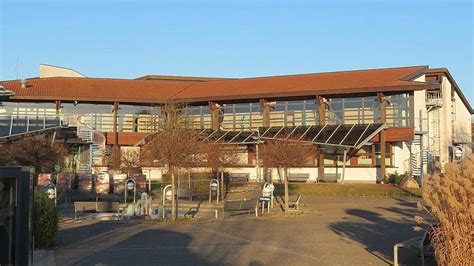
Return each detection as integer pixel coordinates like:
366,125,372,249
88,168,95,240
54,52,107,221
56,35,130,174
384,171,407,185
34,191,59,249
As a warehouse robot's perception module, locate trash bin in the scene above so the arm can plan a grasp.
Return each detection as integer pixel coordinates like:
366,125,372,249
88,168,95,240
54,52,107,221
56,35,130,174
0,166,34,265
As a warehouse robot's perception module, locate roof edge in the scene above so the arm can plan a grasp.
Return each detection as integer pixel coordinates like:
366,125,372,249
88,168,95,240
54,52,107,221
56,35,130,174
399,65,429,81
426,68,473,114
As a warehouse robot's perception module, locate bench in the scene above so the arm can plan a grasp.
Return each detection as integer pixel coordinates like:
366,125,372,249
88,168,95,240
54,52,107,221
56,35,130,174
74,201,119,220
177,188,206,201
393,226,435,266
288,195,301,211
223,198,259,218
318,173,341,183
228,173,249,183
288,173,310,183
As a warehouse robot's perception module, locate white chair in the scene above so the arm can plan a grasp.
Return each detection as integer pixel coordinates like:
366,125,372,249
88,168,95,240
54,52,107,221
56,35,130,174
288,195,301,211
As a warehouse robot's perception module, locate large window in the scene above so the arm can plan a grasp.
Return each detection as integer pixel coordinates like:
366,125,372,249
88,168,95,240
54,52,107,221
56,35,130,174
326,96,379,125
220,102,262,131
269,99,318,127
375,143,393,166
0,102,59,135
61,103,161,133
119,105,160,132
386,93,410,127
184,105,212,130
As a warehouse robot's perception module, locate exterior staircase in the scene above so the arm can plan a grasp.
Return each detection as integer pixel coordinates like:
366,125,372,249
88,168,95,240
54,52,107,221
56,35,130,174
431,109,441,157
75,123,106,174
410,133,428,182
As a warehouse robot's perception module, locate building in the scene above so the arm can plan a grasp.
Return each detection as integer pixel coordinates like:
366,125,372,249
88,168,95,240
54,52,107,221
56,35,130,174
0,64,472,184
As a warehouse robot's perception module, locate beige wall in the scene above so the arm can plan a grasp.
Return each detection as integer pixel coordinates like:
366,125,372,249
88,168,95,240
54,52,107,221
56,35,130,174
452,90,472,157
39,64,85,78
438,76,453,165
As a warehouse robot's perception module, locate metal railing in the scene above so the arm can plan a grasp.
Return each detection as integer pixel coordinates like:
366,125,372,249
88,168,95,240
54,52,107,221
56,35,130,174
426,91,443,107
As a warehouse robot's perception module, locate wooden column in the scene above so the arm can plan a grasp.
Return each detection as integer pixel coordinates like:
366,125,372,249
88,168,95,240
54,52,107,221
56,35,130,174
408,92,415,127
112,102,119,148
111,101,119,193
260,99,271,127
209,102,220,130
317,96,326,180
55,100,61,116
378,93,387,182
259,99,271,181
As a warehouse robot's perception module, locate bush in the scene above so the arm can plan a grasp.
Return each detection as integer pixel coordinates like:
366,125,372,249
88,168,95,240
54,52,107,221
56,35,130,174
416,155,474,265
384,171,407,185
34,190,59,249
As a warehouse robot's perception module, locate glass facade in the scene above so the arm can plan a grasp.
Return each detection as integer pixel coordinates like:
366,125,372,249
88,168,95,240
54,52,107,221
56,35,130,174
0,92,412,137
0,102,59,136
184,105,212,129
385,93,410,127
269,99,318,127
325,96,379,125
220,102,262,131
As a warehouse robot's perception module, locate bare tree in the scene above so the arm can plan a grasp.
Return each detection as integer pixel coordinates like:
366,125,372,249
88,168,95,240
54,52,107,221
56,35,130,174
2,136,67,185
259,138,315,213
142,101,202,221
120,148,142,177
201,141,241,199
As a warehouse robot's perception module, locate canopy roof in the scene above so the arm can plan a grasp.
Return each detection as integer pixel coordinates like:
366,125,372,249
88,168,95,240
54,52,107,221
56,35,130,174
139,123,386,148
258,124,385,149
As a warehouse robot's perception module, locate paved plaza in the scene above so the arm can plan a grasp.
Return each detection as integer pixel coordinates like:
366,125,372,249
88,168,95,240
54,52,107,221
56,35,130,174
52,197,432,265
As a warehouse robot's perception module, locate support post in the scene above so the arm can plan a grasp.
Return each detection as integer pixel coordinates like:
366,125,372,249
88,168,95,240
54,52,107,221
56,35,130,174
260,99,272,182
255,144,260,182
111,101,119,193
260,99,271,127
55,100,61,125
342,149,347,184
378,93,387,182
209,102,221,130
317,95,327,180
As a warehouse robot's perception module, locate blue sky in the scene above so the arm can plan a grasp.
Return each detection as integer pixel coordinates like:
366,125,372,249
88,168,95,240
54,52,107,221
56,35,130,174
1,0,473,103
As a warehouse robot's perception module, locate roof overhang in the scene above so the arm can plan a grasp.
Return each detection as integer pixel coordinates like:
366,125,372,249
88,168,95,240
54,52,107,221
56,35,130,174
426,68,474,114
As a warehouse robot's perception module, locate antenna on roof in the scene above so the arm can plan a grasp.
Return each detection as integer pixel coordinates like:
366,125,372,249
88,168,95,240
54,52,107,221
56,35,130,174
15,57,20,80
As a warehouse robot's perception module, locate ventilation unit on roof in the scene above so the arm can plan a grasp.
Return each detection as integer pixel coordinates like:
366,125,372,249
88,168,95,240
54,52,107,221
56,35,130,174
20,79,27,89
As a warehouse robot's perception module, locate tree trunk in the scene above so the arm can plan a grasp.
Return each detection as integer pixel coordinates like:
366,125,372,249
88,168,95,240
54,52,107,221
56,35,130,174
171,169,177,221
220,169,224,199
284,167,289,214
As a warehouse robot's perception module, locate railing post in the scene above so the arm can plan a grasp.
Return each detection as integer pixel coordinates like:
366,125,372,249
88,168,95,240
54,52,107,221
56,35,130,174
26,116,30,132
9,115,13,135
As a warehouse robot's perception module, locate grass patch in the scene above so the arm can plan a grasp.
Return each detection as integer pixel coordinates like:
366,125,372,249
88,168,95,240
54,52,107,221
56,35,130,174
275,183,422,197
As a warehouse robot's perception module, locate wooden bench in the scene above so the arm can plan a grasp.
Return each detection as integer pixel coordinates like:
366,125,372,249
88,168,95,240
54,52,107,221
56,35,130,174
228,173,249,183
318,173,341,183
74,201,119,220
288,173,310,183
223,198,259,218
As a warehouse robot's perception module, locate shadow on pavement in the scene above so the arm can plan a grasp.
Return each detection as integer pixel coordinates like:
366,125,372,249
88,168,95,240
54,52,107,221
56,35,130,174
55,223,215,265
329,202,436,265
